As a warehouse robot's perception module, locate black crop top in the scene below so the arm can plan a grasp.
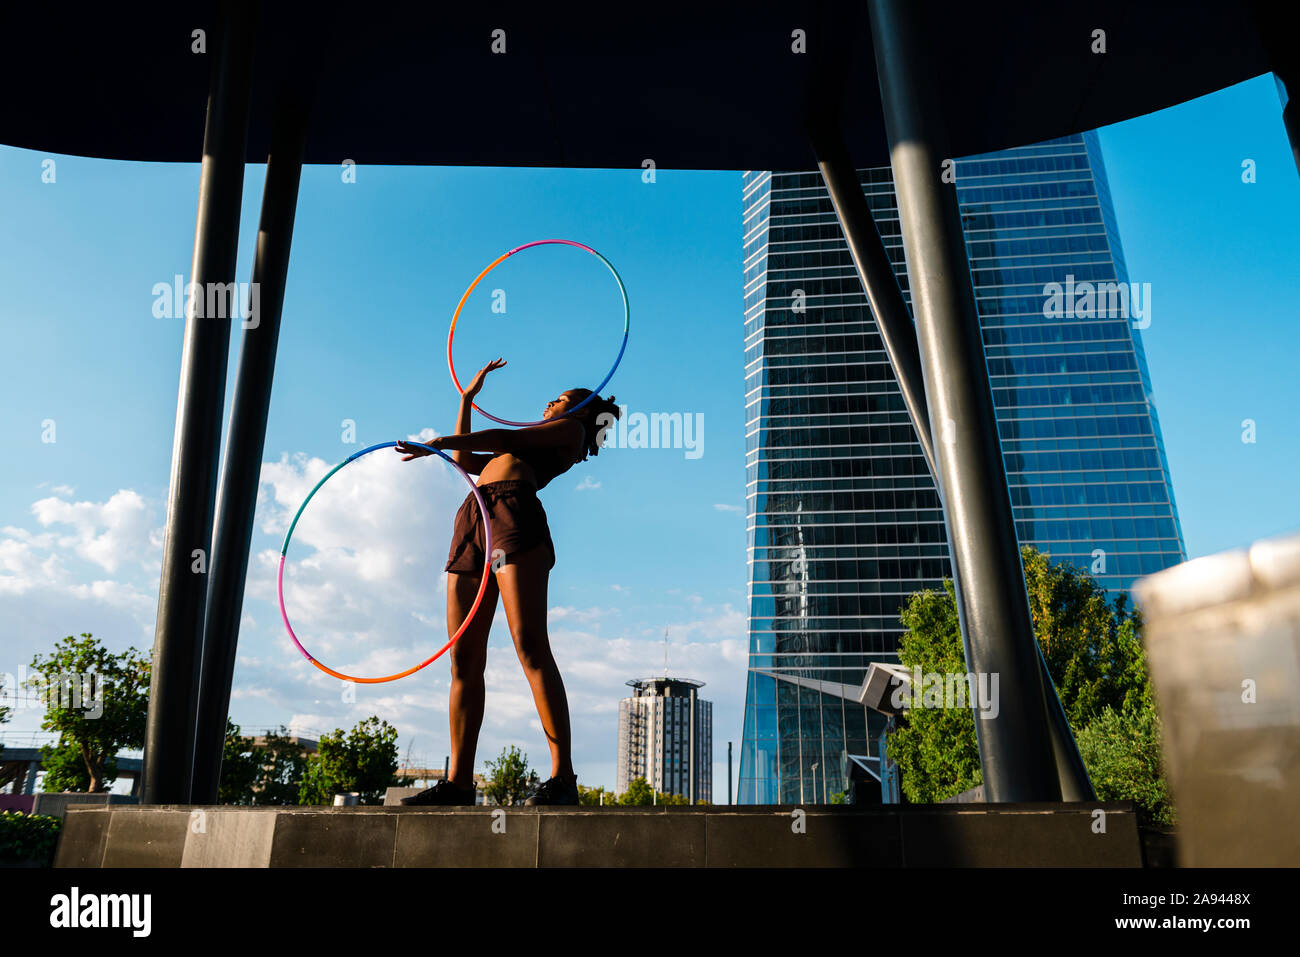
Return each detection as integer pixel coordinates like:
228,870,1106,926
516,421,585,491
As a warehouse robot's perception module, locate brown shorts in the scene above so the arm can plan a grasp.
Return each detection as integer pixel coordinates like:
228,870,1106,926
444,479,556,574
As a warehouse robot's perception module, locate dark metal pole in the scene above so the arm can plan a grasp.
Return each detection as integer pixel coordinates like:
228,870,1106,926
689,686,697,804
868,0,1060,802
811,121,1094,801
142,0,256,806
190,98,309,804
810,121,935,474
727,741,732,805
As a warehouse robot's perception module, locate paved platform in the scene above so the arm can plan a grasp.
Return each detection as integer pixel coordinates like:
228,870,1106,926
53,802,1143,867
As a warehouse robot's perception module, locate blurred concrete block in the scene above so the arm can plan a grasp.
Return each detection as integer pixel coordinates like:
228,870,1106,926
1134,531,1300,866
181,809,278,867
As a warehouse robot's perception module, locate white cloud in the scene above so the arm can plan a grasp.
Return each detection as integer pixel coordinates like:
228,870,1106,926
574,476,601,491
547,605,617,624
713,503,743,514
30,489,155,574
250,440,472,677
0,489,161,726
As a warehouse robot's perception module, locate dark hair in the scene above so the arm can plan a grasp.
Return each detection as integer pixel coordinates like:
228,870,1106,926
565,389,621,460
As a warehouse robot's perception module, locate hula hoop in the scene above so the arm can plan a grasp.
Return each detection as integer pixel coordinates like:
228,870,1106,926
277,441,493,684
447,239,629,427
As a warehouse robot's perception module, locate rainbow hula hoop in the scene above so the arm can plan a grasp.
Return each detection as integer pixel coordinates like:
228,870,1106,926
447,239,629,427
277,441,493,684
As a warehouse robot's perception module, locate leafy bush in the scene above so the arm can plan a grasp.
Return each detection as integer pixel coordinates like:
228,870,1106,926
0,811,62,866
1074,699,1175,828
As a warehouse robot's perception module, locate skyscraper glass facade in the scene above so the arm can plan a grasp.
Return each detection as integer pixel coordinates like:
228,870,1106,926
738,132,1186,805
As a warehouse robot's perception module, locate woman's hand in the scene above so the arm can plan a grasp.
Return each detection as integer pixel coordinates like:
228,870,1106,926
464,357,506,400
395,438,443,461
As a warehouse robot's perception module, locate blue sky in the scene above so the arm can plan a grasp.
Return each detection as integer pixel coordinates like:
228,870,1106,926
2,73,1297,797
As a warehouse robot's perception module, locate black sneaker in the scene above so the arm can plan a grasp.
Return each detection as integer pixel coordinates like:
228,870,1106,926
400,779,476,806
524,774,579,806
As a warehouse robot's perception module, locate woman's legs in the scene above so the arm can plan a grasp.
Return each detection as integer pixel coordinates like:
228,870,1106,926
446,568,499,790
494,542,576,783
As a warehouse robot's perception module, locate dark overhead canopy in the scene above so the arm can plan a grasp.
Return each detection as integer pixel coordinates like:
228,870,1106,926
0,1,1274,171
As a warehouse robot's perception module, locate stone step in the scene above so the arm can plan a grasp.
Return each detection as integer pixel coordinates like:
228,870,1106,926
53,802,1144,867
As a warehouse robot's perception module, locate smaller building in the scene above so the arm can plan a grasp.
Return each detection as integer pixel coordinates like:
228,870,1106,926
617,677,712,803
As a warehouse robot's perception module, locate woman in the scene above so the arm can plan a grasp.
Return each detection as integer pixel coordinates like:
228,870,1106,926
395,358,621,806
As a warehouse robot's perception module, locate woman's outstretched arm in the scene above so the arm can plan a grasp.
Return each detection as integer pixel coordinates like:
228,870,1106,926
429,418,582,455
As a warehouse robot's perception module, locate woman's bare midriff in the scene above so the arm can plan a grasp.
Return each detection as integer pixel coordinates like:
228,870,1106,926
476,453,538,487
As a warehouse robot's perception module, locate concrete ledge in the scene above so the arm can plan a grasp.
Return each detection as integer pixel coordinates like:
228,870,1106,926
54,802,1144,868
52,807,111,867
395,811,539,867
32,792,137,821
538,809,706,867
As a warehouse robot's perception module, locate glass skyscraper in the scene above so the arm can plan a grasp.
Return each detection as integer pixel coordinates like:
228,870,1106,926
738,132,1186,805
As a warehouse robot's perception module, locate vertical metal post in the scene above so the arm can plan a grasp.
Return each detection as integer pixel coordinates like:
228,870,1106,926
142,0,256,806
688,687,695,803
868,0,1060,801
810,121,1094,801
727,741,733,805
190,97,309,803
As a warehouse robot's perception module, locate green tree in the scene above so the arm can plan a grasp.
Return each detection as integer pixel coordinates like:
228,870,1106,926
578,784,617,806
217,719,262,805
1019,546,1147,728
248,726,313,805
618,776,653,805
886,546,1172,823
37,739,102,793
482,745,539,806
887,580,982,803
1076,682,1174,827
0,700,19,792
615,777,690,805
298,716,400,805
27,634,149,793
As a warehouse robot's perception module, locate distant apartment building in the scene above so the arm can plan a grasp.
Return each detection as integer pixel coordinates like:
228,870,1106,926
617,677,712,802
